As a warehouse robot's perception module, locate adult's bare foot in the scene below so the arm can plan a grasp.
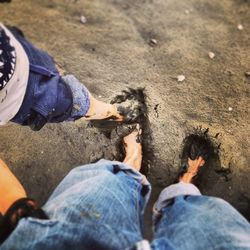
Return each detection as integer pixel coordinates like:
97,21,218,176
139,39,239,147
123,124,142,171
179,156,205,183
178,132,215,184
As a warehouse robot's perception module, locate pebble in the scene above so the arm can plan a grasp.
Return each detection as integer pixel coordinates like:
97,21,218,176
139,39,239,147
228,107,233,111
245,71,250,78
224,69,234,76
237,24,243,30
177,75,185,82
149,38,157,46
208,51,215,59
80,15,87,24
185,9,190,14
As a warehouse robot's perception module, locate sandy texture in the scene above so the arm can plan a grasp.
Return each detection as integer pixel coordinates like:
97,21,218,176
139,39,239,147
0,0,249,237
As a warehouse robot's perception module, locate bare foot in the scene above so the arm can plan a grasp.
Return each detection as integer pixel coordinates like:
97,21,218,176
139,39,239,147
84,94,124,121
123,124,142,171
179,156,205,183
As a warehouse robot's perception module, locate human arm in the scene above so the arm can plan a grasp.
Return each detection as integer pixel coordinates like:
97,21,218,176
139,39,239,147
0,159,27,215
0,159,48,244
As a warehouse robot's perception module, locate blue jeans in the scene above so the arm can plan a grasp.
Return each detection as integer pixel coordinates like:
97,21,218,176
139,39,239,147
2,160,250,249
9,27,90,129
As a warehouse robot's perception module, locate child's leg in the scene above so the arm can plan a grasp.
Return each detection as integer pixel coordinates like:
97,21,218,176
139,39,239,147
85,93,123,121
0,159,27,215
7,27,123,130
60,74,123,122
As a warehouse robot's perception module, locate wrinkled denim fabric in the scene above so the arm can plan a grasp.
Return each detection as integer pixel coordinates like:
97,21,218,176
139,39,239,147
2,160,250,250
2,160,150,250
8,27,89,126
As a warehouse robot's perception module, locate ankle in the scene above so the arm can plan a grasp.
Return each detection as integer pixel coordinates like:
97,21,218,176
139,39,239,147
179,172,195,183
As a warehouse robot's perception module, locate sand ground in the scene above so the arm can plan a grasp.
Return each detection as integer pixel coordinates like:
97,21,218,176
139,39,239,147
0,0,249,238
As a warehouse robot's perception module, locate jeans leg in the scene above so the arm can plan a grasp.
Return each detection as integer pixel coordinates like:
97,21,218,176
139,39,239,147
61,74,90,120
151,183,250,250
43,159,151,250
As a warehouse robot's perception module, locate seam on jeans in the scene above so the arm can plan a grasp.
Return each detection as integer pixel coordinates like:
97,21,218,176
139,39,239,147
116,168,148,232
136,183,144,233
32,104,48,117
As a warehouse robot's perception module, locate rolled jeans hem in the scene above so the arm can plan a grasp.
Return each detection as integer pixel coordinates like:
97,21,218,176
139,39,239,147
153,182,201,221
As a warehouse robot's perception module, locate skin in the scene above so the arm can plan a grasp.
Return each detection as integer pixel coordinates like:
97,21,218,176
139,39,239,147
0,159,27,215
55,63,124,121
179,156,205,183
0,125,141,215
0,122,204,217
84,94,123,121
0,92,130,216
123,124,142,171
0,94,123,215
122,127,206,182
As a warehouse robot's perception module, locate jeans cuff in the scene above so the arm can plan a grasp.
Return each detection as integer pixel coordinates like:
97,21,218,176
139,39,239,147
62,74,90,120
153,182,201,217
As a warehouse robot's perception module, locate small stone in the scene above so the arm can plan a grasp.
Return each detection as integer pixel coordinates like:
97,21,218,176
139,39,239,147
149,38,157,46
208,52,215,59
228,107,233,111
98,95,102,98
224,69,234,76
245,71,250,78
237,24,243,30
184,9,190,14
80,15,87,24
177,75,185,82
41,151,44,154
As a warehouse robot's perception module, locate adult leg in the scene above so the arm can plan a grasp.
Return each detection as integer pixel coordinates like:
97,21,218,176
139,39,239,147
39,126,151,249
1,127,151,249
151,135,250,250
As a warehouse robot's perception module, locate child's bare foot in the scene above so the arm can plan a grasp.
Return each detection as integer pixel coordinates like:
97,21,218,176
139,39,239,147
179,156,205,183
84,94,124,121
111,88,147,124
123,124,142,171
